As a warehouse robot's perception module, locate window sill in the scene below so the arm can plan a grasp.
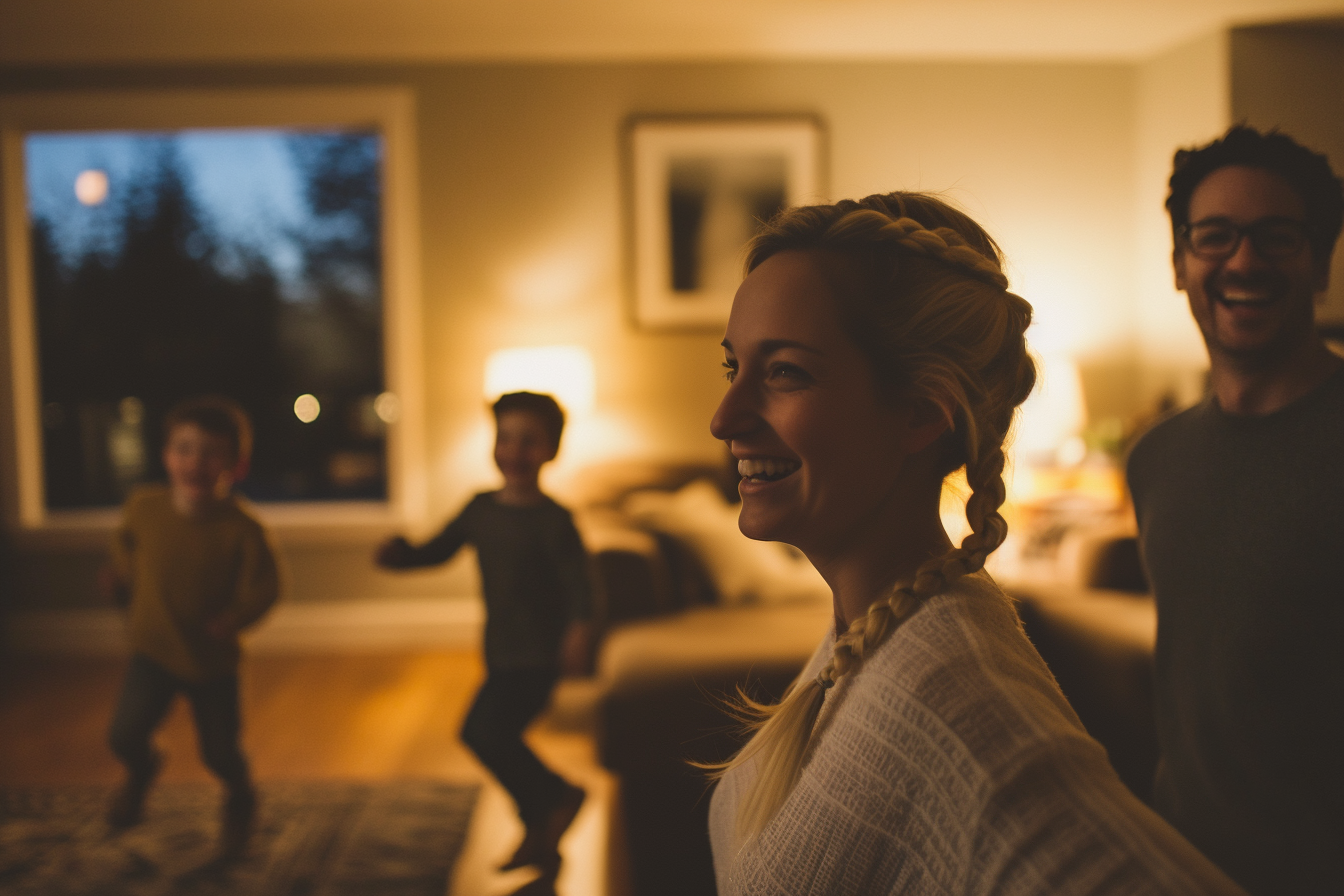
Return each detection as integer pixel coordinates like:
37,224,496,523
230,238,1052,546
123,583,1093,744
8,501,408,549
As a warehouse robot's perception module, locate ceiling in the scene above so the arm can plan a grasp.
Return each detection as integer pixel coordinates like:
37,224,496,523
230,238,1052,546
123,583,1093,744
2,0,1343,66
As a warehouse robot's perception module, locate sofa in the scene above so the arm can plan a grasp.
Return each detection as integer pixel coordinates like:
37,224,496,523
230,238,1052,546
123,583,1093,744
570,460,1155,896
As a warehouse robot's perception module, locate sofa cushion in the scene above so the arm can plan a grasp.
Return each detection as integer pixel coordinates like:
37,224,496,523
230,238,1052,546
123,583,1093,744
623,479,831,607
598,602,833,687
596,602,832,773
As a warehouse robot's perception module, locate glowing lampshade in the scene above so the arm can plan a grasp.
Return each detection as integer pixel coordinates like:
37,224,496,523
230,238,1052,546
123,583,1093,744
484,346,595,415
1013,353,1086,464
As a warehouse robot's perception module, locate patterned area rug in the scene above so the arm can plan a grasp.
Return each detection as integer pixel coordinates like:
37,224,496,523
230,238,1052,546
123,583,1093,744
0,780,478,896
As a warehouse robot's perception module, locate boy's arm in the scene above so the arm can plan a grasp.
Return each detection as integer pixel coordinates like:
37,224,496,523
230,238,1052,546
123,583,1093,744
207,526,280,638
101,503,138,607
101,526,134,607
375,504,472,569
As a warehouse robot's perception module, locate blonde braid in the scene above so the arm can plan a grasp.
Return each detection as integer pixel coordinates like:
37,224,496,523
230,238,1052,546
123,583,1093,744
706,193,1037,845
873,216,1011,289
813,420,1012,696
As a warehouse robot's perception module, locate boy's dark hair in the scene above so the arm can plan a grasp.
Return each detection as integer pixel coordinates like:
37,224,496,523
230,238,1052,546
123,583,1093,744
1167,125,1344,264
491,392,565,449
163,395,253,465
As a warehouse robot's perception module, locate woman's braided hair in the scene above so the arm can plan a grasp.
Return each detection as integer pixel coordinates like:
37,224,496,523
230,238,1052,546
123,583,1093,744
712,192,1037,842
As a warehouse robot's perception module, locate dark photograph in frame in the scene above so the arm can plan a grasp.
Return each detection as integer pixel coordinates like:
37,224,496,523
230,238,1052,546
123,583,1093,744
627,116,825,329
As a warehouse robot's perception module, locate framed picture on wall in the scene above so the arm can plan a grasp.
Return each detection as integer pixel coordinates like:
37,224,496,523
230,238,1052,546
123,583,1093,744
626,115,826,329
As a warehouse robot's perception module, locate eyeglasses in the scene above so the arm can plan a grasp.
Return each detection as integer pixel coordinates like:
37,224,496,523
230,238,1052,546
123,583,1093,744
1178,217,1311,260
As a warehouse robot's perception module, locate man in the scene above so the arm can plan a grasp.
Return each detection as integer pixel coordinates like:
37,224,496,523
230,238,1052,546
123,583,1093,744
1127,125,1344,895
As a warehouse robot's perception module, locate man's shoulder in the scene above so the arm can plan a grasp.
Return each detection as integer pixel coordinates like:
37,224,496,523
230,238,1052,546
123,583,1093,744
1127,403,1207,477
1304,359,1344,415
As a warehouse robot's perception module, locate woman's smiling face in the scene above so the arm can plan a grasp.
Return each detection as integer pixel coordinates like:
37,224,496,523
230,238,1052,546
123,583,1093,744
710,249,927,559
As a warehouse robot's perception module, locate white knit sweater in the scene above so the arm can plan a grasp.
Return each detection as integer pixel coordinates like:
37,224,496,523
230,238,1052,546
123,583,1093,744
708,573,1245,895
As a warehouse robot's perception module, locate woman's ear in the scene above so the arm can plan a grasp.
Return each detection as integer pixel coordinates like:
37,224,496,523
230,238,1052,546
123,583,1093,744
904,396,953,455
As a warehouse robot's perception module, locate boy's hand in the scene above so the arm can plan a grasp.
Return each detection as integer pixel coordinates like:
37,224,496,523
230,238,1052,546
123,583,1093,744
559,621,594,678
375,535,416,568
98,563,131,608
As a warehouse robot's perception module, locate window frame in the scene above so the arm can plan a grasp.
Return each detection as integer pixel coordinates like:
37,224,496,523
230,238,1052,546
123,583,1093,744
0,87,426,534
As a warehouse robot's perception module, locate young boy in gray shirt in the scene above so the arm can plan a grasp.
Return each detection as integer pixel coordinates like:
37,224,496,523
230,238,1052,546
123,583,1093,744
376,391,592,877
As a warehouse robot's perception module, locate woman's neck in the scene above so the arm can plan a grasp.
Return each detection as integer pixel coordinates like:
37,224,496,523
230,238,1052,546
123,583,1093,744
807,480,953,632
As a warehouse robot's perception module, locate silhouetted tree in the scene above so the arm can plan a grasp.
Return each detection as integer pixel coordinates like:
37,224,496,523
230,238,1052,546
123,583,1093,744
32,132,389,506
284,132,383,391
33,142,284,505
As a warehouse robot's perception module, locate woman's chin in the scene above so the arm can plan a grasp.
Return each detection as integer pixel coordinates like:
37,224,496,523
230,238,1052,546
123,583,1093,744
735,506,793,544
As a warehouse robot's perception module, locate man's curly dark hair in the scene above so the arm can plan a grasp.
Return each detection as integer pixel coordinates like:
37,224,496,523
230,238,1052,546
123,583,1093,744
1166,125,1344,266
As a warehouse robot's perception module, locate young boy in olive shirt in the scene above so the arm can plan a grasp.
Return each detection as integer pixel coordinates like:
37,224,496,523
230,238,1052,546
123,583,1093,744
376,392,592,876
102,396,279,858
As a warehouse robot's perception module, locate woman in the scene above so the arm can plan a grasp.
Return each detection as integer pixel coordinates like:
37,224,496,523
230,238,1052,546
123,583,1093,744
706,193,1244,895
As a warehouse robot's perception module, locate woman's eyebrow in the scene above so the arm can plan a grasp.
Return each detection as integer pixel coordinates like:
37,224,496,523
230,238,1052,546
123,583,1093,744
721,337,823,356
759,339,824,356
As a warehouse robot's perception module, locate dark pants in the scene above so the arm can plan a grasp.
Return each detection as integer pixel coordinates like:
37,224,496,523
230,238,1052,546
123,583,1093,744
108,654,251,791
460,668,566,826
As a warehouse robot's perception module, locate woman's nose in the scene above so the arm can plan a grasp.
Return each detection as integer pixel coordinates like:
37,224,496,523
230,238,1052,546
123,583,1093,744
710,378,758,442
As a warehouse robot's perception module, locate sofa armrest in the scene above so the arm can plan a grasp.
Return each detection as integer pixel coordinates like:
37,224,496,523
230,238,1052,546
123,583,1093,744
596,603,831,773
579,508,722,633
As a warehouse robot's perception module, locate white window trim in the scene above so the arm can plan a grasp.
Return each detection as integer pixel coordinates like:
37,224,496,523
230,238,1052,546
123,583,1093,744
0,87,427,536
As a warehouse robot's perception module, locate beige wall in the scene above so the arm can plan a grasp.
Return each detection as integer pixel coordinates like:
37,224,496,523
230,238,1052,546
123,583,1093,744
4,58,1140,607
1232,23,1344,324
1132,31,1230,410
413,61,1140,509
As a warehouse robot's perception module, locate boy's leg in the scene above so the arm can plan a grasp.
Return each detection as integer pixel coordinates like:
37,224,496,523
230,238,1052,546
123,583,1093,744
460,669,568,827
186,673,254,857
106,654,177,827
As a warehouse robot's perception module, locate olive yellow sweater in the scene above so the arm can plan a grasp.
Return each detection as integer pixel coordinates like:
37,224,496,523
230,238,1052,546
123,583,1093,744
110,485,280,682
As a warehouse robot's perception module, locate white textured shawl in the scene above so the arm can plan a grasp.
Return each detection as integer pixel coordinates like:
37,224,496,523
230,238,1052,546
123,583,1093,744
708,573,1245,896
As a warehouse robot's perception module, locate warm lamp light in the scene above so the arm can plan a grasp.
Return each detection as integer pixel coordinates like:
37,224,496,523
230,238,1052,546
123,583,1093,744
1013,353,1086,465
484,346,595,415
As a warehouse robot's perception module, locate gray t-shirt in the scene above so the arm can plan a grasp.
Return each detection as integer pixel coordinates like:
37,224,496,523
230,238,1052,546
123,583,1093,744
406,492,592,671
1127,366,1344,895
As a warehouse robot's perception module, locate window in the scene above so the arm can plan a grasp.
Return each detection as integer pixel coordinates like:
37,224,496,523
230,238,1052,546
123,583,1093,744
1,89,424,528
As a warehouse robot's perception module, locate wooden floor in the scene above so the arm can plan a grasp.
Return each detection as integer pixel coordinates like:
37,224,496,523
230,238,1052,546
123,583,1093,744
0,649,620,896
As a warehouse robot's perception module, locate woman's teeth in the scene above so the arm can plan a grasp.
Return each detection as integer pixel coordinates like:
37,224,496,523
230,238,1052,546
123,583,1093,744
737,458,799,481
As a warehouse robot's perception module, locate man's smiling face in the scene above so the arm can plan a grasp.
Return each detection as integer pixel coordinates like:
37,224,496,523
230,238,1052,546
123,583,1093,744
1176,164,1328,366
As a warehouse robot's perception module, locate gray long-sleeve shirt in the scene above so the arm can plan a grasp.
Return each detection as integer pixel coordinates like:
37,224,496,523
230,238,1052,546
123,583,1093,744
403,492,592,671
